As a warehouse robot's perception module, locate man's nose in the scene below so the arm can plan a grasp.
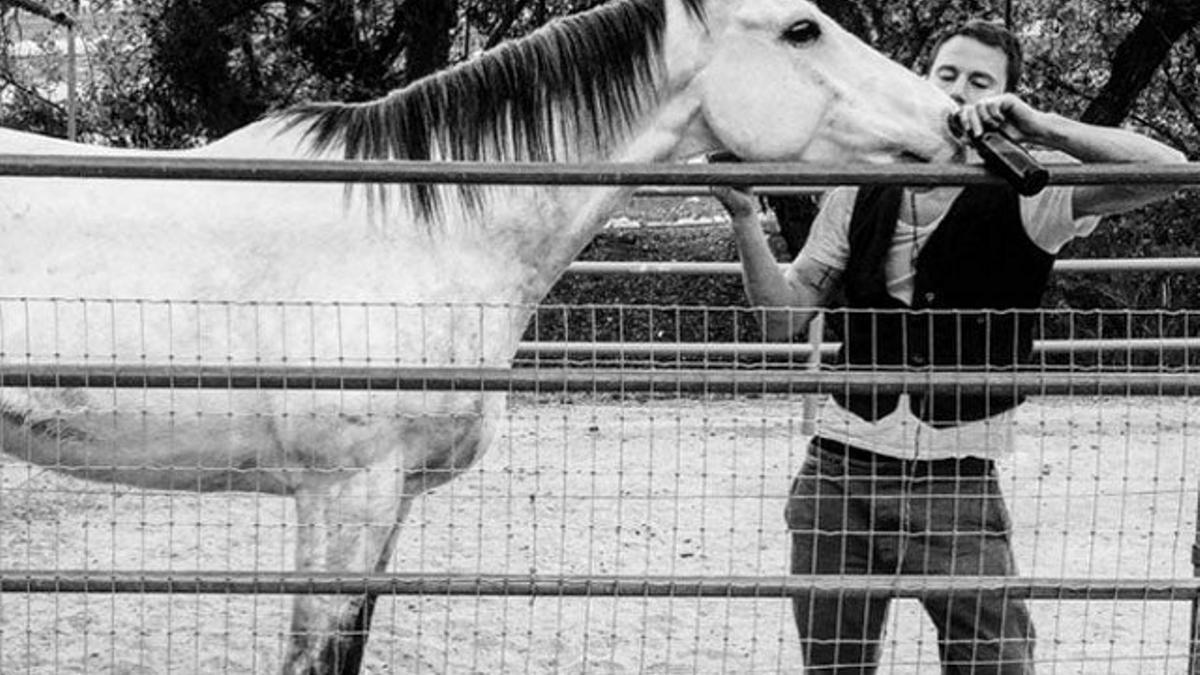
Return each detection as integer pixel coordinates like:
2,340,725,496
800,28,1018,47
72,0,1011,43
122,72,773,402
948,78,968,104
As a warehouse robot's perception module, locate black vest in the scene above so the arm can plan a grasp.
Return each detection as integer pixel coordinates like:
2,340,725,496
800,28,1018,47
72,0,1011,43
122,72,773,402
831,184,1055,427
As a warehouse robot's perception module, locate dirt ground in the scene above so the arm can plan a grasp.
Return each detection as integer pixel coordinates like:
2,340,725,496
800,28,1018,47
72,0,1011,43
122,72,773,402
1,393,1198,674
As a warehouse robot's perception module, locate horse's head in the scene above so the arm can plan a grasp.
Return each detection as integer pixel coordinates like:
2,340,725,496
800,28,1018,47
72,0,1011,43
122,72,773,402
689,0,959,164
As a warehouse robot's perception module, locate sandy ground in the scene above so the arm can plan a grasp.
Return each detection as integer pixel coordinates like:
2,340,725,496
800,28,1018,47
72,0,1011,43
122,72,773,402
1,393,1198,674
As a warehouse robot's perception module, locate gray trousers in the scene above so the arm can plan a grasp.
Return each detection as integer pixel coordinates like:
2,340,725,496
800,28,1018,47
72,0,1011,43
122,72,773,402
786,441,1036,674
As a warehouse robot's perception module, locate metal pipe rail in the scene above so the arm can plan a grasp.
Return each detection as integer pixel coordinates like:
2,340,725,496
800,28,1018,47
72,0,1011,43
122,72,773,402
1,154,1197,668
4,570,1199,600
1,363,1198,395
516,337,1200,360
632,185,825,197
566,258,1200,275
0,155,1197,186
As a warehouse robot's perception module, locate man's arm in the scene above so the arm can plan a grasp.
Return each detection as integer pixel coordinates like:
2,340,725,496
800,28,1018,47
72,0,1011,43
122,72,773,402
712,186,842,341
1036,114,1188,217
959,94,1188,217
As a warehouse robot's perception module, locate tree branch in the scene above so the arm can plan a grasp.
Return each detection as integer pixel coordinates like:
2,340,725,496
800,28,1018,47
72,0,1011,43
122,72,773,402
1161,61,1200,138
1042,68,1193,151
1081,0,1200,126
1160,73,1200,154
0,69,68,114
0,0,74,27
484,0,532,50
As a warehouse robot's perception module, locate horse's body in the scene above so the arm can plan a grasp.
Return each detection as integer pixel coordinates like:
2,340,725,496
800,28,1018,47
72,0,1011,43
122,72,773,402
0,0,957,672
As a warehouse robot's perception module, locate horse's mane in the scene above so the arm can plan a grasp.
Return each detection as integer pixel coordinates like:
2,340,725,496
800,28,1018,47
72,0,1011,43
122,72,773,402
278,0,706,220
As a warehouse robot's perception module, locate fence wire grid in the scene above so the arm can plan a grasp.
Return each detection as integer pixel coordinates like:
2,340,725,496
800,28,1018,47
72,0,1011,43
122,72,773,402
0,298,1197,673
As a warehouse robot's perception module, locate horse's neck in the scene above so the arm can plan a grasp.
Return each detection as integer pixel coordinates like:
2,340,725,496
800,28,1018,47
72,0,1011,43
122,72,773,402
497,94,705,309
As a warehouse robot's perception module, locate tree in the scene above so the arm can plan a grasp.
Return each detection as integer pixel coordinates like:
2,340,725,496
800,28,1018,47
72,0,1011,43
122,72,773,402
0,2,76,137
142,0,462,141
1081,0,1200,127
3,0,1196,153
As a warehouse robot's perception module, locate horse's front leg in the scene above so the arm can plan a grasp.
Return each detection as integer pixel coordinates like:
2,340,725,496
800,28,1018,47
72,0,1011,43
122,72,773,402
283,466,413,675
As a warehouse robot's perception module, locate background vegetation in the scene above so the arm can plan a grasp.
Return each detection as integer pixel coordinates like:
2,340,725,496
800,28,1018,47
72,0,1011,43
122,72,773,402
1,0,1198,353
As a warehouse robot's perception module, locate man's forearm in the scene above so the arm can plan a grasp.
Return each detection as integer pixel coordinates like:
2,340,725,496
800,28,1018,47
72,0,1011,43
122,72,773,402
728,213,813,340
1035,112,1188,215
1036,112,1186,164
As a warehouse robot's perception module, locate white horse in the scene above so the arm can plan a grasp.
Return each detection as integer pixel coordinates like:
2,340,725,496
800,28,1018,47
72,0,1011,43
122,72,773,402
0,0,957,672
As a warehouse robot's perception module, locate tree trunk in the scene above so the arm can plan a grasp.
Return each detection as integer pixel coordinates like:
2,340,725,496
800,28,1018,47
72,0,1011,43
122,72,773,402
1081,0,1200,126
400,0,458,82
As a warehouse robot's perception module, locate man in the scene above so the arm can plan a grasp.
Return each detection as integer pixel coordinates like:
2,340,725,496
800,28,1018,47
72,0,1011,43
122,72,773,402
713,20,1186,674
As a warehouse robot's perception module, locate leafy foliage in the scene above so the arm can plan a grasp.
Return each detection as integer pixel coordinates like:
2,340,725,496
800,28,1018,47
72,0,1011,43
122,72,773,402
2,0,463,145
5,1,1195,150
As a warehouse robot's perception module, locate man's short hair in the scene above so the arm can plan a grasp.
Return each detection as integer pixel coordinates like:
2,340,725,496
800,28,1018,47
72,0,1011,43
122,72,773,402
928,20,1023,92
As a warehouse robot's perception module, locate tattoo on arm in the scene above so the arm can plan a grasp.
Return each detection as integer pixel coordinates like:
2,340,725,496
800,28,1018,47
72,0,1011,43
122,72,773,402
812,266,839,290
794,263,842,301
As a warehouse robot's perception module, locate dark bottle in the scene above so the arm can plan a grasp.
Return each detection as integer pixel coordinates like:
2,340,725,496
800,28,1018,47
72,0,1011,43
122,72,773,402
949,114,1049,196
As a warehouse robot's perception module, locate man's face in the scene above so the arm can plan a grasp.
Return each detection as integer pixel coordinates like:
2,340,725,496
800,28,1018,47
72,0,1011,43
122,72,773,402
928,36,1009,105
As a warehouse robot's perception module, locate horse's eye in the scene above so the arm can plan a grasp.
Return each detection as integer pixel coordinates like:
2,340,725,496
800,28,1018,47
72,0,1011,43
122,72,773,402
782,19,821,46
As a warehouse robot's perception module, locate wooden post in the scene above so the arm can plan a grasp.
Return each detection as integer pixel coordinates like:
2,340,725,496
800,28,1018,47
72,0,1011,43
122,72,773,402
66,0,77,141
1191,487,1200,673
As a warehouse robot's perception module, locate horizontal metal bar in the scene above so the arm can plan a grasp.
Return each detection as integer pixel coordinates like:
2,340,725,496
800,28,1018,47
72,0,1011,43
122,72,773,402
2,570,1197,600
606,216,729,229
1033,337,1200,354
0,364,1197,394
516,340,825,358
566,258,1200,275
1054,258,1200,273
517,338,1200,360
567,261,747,275
0,155,1196,185
632,186,824,197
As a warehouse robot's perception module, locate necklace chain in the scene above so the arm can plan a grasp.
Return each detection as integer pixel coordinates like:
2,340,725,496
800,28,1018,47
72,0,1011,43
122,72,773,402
909,189,920,263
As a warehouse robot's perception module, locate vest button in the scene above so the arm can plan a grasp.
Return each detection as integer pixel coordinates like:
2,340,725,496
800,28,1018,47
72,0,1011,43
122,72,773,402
910,353,927,366
924,292,936,303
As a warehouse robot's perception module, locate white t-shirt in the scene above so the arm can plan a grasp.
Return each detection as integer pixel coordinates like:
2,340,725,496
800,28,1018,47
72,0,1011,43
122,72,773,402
798,173,1101,460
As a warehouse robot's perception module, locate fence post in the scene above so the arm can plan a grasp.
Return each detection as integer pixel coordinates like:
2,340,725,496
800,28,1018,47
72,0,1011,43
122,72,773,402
1191,488,1200,674
65,0,77,141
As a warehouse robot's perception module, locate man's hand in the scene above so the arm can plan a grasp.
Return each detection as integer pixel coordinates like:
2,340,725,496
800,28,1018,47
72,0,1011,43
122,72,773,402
710,185,760,222
953,93,1186,217
955,93,1049,143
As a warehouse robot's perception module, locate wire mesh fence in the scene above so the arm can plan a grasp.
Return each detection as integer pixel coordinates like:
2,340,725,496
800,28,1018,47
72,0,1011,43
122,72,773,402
0,299,1197,673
